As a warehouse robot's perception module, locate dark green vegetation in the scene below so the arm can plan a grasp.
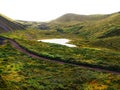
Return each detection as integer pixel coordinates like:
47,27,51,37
0,12,120,89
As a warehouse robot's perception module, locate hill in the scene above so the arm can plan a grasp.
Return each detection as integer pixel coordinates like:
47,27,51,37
48,12,120,51
0,14,25,33
78,12,120,39
50,12,120,39
51,13,109,23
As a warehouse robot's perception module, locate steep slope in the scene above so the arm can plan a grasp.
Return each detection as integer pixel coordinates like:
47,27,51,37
0,14,25,33
78,12,120,39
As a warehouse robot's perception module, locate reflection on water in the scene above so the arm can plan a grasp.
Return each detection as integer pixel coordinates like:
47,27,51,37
37,39,76,47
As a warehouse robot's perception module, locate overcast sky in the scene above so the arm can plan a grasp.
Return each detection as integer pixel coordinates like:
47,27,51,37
0,0,120,21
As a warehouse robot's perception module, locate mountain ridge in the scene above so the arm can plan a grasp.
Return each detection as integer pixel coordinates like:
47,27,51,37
0,14,25,33
51,13,110,23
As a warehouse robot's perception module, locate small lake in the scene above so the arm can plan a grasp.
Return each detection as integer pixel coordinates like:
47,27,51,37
37,39,76,47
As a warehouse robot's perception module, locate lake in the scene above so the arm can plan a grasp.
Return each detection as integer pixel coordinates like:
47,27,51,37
37,38,76,47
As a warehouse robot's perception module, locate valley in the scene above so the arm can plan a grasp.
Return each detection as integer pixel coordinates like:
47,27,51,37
0,12,120,90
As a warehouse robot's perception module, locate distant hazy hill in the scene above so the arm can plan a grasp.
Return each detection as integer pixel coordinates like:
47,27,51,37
0,14,25,33
51,13,109,23
16,20,50,30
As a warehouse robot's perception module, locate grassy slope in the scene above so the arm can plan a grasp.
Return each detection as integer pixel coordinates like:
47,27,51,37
50,12,120,39
88,36,120,51
0,41,120,90
49,12,120,51
79,13,120,39
1,29,120,72
51,13,108,23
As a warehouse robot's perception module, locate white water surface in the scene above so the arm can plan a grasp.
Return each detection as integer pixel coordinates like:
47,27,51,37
37,39,76,47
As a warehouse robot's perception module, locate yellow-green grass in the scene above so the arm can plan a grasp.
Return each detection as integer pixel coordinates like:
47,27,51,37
1,29,120,71
0,41,120,90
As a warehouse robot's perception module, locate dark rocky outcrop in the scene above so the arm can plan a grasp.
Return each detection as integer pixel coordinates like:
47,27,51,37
37,23,49,30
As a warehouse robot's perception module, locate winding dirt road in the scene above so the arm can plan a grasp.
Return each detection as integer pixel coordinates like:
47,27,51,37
5,38,120,75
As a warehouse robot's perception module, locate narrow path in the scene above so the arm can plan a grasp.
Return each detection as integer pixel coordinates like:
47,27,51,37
7,39,120,75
